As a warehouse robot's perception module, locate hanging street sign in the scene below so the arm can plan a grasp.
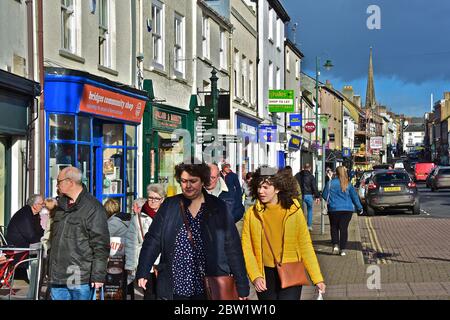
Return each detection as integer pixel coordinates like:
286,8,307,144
289,113,302,127
258,125,277,142
268,90,295,113
305,122,316,133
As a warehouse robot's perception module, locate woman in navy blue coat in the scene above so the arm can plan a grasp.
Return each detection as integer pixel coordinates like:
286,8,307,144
136,160,249,300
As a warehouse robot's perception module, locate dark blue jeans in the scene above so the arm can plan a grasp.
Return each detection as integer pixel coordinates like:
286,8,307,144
50,284,92,300
302,195,314,227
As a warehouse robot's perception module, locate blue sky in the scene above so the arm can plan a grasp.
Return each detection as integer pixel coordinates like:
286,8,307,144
282,0,450,116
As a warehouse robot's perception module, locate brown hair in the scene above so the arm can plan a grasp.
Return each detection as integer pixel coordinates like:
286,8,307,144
104,198,120,218
174,159,211,188
336,166,349,193
250,166,300,209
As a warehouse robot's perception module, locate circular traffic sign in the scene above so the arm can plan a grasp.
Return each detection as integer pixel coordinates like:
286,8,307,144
305,122,316,133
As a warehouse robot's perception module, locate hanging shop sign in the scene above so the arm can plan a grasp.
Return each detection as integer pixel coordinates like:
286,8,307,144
305,122,316,133
288,135,302,151
259,125,277,142
289,113,302,127
79,84,145,124
342,148,352,158
370,136,383,149
268,90,295,113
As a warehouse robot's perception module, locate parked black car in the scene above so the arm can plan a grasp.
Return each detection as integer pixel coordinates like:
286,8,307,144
365,170,420,216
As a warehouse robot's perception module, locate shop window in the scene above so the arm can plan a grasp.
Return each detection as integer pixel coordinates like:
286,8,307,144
126,125,136,146
49,143,75,198
0,139,6,226
126,149,136,196
103,123,123,145
50,114,75,141
126,195,134,216
78,116,91,142
102,197,122,211
103,148,123,195
158,132,184,196
77,145,91,188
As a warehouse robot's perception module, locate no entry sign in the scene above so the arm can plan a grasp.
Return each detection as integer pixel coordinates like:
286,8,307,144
305,122,316,133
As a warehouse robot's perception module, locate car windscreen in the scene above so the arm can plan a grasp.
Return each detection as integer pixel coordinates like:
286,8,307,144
374,172,410,184
438,169,450,175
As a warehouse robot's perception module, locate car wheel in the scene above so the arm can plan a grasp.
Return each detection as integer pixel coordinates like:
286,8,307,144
366,205,376,216
412,201,420,215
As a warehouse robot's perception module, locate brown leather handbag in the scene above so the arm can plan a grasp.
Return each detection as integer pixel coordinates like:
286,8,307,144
262,222,311,289
180,200,239,300
204,275,239,300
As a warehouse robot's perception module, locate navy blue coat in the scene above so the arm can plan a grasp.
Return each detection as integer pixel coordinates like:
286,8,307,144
220,172,245,222
6,205,43,248
136,191,250,299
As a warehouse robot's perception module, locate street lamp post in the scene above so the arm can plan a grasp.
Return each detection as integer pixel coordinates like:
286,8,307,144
314,56,333,234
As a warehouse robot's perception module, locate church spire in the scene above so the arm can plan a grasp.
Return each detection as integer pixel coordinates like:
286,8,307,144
365,47,377,109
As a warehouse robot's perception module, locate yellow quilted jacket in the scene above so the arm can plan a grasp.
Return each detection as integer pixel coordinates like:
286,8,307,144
241,199,324,285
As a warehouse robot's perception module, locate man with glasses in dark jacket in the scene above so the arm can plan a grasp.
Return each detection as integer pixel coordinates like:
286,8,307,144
295,163,320,231
48,167,109,300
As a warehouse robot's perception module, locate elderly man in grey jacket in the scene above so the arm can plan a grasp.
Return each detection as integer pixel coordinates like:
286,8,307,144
49,167,110,300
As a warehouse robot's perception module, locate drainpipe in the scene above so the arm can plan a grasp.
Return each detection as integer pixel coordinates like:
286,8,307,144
26,0,36,196
38,0,45,196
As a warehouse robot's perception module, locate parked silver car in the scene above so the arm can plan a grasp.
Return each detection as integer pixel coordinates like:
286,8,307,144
429,166,450,191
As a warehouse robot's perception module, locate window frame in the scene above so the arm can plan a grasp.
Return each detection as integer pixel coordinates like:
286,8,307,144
219,29,227,69
174,13,185,76
152,0,165,68
98,0,111,68
202,15,210,60
61,0,77,53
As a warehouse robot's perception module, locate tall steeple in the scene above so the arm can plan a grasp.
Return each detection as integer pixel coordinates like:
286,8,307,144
365,47,377,109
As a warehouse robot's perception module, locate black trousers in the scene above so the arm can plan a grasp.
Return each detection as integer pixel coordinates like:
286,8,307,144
256,267,302,300
328,211,353,250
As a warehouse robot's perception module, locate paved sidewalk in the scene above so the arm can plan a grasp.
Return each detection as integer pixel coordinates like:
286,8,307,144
301,205,450,300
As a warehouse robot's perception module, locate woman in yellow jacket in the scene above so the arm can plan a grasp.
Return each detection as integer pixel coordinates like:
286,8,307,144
241,167,326,300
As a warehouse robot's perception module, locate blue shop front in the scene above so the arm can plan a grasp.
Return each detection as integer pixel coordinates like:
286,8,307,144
44,68,148,213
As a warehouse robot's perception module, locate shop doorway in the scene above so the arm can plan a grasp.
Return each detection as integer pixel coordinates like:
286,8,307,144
93,120,137,214
0,137,11,227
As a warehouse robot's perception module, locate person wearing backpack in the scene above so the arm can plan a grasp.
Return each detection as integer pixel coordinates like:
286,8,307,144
322,166,363,256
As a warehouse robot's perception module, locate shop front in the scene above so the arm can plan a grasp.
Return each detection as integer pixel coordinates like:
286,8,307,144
236,113,260,178
141,80,190,196
44,68,148,213
0,70,41,226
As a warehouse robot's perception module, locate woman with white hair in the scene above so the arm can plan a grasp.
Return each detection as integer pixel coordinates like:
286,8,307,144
125,184,166,299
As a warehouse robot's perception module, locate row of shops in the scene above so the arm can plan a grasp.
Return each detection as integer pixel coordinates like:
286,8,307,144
1,67,315,225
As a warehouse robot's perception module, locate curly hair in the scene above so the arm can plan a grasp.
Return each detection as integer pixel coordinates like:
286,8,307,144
250,166,300,209
174,158,211,188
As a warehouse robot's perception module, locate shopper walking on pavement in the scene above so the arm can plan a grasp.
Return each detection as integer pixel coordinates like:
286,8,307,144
48,167,110,300
136,159,249,300
294,163,320,231
242,172,255,211
206,163,245,223
220,163,244,219
125,184,166,300
241,167,326,300
322,166,363,256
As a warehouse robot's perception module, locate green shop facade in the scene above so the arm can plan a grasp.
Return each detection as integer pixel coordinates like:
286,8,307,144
142,80,195,197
